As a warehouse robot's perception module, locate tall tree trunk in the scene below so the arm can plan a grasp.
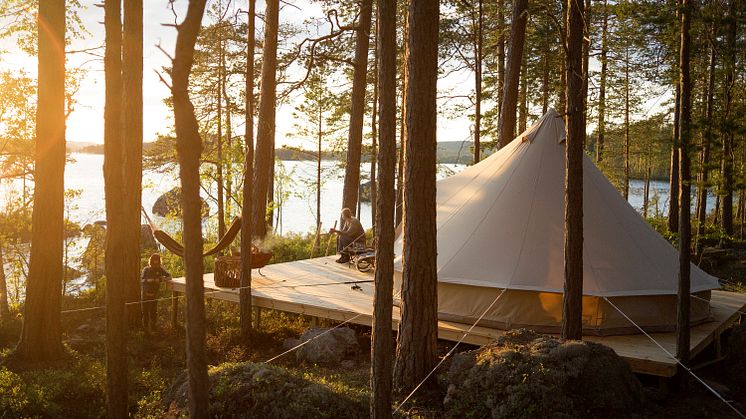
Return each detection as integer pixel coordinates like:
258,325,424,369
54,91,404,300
518,53,527,133
562,0,585,341
581,0,591,139
251,0,279,238
240,0,256,345
223,57,233,222
393,0,439,393
123,0,143,328
721,0,736,238
172,0,210,414
342,0,374,217
371,29,379,229
668,84,680,233
497,0,505,122
396,7,409,227
644,167,651,218
474,0,483,163
596,0,607,163
371,0,396,414
624,47,630,200
696,27,716,254
497,0,528,148
15,0,66,362
0,244,10,323
676,0,692,368
216,44,226,239
104,0,128,414
317,108,323,237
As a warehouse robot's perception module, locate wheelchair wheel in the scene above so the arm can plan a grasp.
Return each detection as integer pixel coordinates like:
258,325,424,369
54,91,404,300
356,258,373,272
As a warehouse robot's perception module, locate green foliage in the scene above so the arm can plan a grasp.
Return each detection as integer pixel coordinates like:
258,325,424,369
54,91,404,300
0,353,106,418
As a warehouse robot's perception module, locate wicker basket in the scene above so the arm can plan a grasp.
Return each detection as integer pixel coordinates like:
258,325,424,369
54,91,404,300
214,248,273,288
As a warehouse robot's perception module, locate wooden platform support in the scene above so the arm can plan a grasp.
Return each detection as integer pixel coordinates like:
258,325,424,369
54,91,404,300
167,256,746,378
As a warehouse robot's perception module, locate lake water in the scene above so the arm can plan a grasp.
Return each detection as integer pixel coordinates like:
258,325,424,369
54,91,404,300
1,152,718,235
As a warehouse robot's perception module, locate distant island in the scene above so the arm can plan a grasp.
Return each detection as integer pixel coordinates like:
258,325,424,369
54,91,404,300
68,140,478,164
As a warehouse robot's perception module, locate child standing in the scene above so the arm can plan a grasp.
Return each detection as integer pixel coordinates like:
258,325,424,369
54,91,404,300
141,253,171,333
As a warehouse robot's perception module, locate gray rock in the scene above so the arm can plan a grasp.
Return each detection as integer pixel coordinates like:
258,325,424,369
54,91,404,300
152,187,209,218
295,327,359,365
283,338,301,351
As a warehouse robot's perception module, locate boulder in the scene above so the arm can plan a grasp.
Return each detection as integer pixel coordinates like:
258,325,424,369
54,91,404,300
161,362,365,417
445,329,644,418
152,187,209,218
295,327,359,365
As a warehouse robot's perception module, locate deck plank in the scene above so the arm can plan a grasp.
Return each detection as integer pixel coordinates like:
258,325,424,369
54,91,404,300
167,256,746,377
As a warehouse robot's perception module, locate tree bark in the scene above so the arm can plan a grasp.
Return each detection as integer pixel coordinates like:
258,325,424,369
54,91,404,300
474,0,483,163
393,0,439,393
721,0,736,238
15,0,66,362
581,0,591,137
668,84,680,233
497,0,505,122
676,0,692,368
371,0,396,414
0,243,10,322
396,7,409,227
561,0,585,341
624,47,630,200
371,29,379,229
103,0,128,414
240,0,256,345
123,0,144,328
251,0,279,238
216,30,226,239
596,0,608,163
695,27,715,255
497,0,528,148
342,0,374,217
172,0,210,415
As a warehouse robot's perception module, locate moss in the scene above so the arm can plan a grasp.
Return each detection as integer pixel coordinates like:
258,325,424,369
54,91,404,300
162,362,367,418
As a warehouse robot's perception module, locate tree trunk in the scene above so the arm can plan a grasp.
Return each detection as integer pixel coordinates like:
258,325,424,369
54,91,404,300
15,0,66,362
721,0,736,238
371,30,379,229
342,0,374,217
393,0,439,393
123,0,144,327
581,0,591,138
240,0,256,345
474,0,483,163
104,0,128,413
624,47,630,200
676,0,692,368
172,0,210,415
0,244,10,322
217,45,226,239
541,44,550,115
251,0,279,238
497,0,505,122
396,8,409,227
696,27,715,255
644,167,651,218
371,0,396,414
518,53,527,133
562,0,585,341
497,0,528,148
596,0,607,163
668,84,680,233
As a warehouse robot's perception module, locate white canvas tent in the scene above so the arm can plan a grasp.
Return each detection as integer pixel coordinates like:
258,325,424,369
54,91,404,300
393,109,720,335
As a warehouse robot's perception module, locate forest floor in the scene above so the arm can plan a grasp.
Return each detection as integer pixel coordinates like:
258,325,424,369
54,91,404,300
0,239,745,417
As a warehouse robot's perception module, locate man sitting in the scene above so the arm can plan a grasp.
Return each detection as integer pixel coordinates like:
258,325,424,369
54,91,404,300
329,208,365,263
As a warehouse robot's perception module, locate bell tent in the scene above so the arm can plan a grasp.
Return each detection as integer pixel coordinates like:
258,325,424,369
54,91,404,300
393,109,720,335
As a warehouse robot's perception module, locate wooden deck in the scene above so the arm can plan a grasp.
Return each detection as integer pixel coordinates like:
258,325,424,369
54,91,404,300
167,256,746,378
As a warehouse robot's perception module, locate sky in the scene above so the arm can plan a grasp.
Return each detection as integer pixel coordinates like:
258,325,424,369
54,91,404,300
0,0,476,148
0,0,670,149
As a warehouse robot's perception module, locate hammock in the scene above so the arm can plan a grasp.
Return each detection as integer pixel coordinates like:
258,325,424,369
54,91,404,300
141,207,244,258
